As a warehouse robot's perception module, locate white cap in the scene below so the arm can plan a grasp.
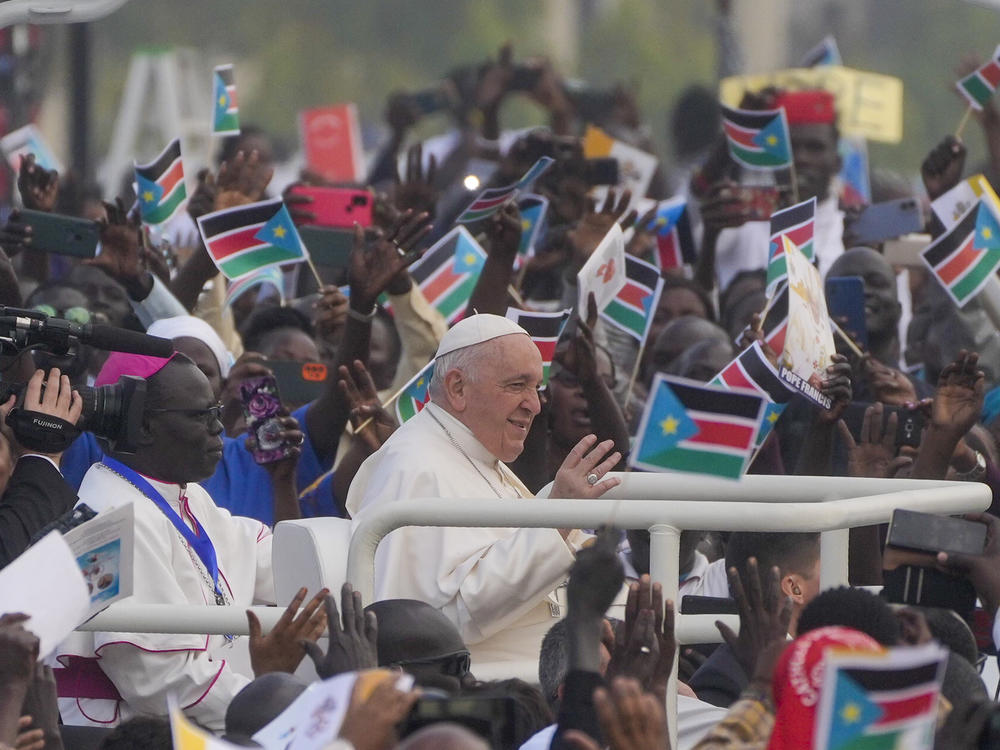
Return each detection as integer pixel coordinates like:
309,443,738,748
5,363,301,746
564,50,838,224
434,313,530,358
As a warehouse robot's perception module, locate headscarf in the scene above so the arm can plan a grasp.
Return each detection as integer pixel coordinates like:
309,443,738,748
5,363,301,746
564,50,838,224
146,315,233,378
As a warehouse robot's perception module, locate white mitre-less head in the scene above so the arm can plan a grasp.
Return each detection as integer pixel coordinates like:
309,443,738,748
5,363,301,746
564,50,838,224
434,313,530,358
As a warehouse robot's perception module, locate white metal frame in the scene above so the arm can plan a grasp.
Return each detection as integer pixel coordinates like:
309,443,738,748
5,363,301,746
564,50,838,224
80,473,988,748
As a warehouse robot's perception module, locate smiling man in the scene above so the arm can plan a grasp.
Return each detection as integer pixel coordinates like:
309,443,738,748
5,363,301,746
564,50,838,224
347,313,621,664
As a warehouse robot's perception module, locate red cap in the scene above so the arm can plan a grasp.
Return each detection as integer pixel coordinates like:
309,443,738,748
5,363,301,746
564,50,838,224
773,89,836,125
767,626,883,750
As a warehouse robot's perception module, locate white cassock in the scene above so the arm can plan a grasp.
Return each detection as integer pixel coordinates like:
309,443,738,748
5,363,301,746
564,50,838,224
55,462,274,731
347,402,588,665
713,194,845,292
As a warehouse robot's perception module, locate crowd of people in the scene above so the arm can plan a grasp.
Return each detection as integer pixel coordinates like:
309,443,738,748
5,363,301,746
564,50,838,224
3,14,1000,750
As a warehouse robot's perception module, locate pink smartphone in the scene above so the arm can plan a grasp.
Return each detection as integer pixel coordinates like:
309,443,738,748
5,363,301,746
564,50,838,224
239,375,294,465
287,186,373,229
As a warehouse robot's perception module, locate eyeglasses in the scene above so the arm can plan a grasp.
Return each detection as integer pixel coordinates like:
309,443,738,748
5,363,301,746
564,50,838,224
393,650,471,678
32,304,92,325
146,403,224,425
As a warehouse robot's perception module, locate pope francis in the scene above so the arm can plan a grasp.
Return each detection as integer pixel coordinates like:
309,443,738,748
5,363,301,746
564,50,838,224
347,313,622,664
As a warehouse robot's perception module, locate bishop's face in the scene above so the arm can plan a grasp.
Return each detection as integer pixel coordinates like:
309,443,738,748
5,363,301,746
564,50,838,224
457,335,544,463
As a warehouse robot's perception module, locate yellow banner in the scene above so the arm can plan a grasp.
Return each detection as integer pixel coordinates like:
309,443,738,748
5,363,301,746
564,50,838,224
719,66,904,144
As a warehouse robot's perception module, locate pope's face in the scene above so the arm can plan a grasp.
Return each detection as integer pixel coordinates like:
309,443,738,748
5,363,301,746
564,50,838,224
459,335,544,462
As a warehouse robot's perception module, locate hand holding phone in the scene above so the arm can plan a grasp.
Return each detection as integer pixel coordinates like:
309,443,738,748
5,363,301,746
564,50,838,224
239,375,297,465
287,186,373,229
19,209,100,258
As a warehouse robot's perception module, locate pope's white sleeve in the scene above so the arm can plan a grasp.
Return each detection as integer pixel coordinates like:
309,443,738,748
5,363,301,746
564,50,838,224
447,527,576,642
95,642,250,732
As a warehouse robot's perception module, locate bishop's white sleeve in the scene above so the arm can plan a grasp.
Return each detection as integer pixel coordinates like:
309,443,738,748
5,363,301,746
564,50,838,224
95,644,249,732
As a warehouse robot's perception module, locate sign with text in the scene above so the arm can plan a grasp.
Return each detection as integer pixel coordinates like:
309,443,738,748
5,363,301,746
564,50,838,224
720,66,903,143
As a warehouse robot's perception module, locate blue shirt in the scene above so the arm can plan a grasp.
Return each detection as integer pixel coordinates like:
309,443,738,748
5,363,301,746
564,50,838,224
60,403,339,524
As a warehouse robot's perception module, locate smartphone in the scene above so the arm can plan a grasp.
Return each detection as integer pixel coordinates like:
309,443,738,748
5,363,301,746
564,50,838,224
268,359,329,406
583,157,620,186
19,209,100,258
888,509,987,556
825,276,868,348
839,402,923,449
287,186,372,229
848,198,924,246
297,226,353,268
410,83,455,115
883,233,931,267
736,186,780,221
893,406,925,449
509,65,543,92
239,375,294,465
680,595,738,615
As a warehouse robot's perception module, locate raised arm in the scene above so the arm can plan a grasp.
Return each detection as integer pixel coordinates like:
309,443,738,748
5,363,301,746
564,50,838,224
303,210,431,466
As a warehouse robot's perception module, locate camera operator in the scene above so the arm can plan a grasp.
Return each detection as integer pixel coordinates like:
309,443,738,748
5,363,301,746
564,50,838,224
0,367,81,568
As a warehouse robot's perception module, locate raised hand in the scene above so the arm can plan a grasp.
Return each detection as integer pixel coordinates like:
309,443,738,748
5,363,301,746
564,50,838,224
935,513,1000,617
0,211,32,258
313,285,349,344
219,352,273,437
861,356,917,406
568,189,634,269
247,587,328,677
625,204,659,260
215,149,273,210
474,41,514,112
921,135,966,201
17,154,58,213
391,143,438,218
484,199,522,263
816,353,853,424
699,180,755,235
930,350,984,440
245,414,303,483
836,402,909,479
302,583,378,680
566,526,624,622
714,558,791,680
187,168,218,221
339,360,397,452
348,209,432,313
551,434,622,499
606,575,665,693
86,198,148,297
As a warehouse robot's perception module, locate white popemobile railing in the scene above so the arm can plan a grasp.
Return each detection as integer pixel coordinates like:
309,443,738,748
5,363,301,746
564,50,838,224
79,473,990,748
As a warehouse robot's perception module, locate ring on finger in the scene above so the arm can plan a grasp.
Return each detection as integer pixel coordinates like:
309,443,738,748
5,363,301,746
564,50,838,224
391,239,405,257
586,472,599,486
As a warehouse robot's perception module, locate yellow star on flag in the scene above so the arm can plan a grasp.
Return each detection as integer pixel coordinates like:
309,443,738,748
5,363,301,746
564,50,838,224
840,702,862,724
272,225,286,239
983,227,993,241
766,135,778,146
767,410,780,424
142,190,154,203
659,415,680,435
219,94,227,107
521,219,530,231
464,252,477,265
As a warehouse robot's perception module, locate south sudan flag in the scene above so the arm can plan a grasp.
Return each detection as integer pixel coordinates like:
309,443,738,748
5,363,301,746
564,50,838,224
198,198,308,280
135,138,187,226
721,104,792,170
